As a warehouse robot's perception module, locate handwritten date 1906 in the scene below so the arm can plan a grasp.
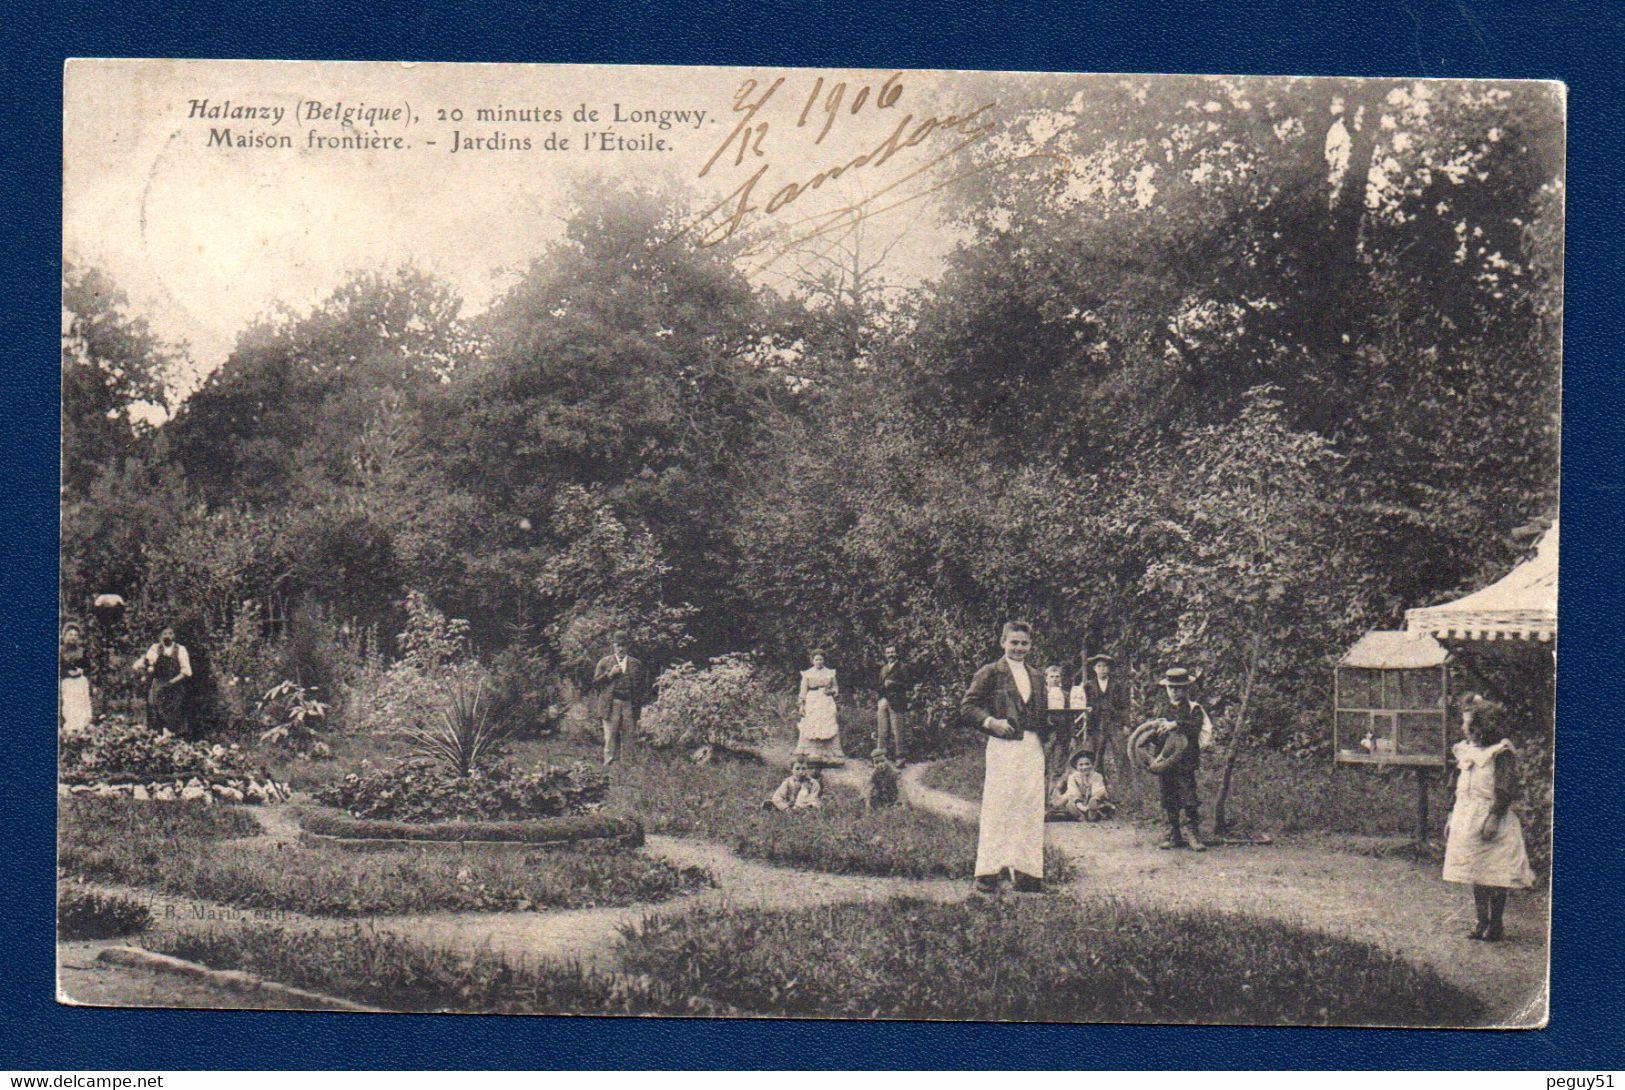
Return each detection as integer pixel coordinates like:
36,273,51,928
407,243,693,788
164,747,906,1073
693,72,998,253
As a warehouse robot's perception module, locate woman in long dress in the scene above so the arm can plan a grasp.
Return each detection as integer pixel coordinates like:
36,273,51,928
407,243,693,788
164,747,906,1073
794,649,844,766
1442,692,1536,942
59,623,93,735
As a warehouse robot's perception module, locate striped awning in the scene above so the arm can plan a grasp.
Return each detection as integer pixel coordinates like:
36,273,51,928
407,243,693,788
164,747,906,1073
1405,521,1557,643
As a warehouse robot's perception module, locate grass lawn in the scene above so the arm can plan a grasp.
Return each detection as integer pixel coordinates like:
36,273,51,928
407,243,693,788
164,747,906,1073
922,742,1454,839
142,894,1484,1025
58,796,710,916
538,729,1072,881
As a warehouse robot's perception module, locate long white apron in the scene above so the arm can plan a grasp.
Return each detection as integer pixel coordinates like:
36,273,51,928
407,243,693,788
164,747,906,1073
974,729,1047,878
60,675,93,734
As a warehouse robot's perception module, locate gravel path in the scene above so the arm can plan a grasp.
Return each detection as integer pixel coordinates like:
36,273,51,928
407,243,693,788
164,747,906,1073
899,761,1549,1027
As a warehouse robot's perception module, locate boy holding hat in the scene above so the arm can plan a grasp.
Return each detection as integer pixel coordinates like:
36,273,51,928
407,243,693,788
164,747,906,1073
1148,666,1213,851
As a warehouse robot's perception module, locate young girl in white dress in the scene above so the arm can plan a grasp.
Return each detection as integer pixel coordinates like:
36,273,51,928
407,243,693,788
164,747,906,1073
794,649,844,766
1443,693,1536,942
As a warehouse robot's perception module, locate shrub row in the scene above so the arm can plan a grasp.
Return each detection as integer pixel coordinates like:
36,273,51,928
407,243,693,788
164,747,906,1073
58,887,152,940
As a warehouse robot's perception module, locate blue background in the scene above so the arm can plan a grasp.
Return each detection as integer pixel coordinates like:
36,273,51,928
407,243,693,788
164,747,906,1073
5,0,1621,1069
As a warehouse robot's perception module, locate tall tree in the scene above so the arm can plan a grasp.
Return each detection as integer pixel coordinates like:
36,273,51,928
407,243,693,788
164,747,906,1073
61,263,187,494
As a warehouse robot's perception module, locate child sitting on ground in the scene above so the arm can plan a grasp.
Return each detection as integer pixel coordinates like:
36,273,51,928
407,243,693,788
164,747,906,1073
765,757,823,811
866,750,901,811
1050,750,1114,821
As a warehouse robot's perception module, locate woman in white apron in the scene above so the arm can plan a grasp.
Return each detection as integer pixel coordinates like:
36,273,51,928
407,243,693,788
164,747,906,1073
1442,693,1536,942
59,623,93,734
794,649,844,765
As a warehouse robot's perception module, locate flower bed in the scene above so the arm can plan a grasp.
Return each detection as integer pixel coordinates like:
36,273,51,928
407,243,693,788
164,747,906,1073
60,715,247,782
312,757,608,823
298,807,644,851
59,714,289,803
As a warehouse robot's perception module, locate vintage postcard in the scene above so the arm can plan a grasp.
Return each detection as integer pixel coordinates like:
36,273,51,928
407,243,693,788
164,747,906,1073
59,59,1559,1026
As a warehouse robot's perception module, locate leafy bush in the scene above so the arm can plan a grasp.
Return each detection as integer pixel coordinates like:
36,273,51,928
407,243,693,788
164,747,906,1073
255,679,331,747
210,599,283,727
58,886,152,940
488,643,565,737
312,757,608,823
342,662,434,736
59,714,250,783
397,590,471,671
617,896,1487,1026
642,654,773,757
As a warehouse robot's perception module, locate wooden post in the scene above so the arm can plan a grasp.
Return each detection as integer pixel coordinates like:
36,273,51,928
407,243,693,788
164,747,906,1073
1415,767,1430,843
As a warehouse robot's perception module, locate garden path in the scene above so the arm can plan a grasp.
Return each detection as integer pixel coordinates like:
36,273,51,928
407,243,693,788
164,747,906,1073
361,834,963,972
897,761,1549,1027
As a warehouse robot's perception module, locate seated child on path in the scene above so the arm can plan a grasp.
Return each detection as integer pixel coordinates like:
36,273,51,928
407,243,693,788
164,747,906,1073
866,750,901,811
1050,750,1113,821
766,757,823,811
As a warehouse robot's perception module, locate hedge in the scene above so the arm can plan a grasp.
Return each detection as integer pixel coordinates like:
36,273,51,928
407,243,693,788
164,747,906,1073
297,807,644,849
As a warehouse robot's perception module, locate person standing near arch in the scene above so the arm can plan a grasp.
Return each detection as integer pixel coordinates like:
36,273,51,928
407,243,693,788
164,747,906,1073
960,620,1052,894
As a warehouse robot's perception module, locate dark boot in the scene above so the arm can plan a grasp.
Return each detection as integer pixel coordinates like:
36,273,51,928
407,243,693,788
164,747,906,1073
1484,889,1507,942
1468,886,1490,939
972,874,1000,895
1159,810,1186,849
1184,808,1207,851
1011,871,1046,894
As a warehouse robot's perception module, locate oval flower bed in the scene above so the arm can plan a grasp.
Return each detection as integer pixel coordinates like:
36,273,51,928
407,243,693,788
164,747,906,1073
306,757,641,851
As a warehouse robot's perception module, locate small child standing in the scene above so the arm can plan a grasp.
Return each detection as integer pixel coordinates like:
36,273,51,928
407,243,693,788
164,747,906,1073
1050,750,1113,821
766,757,824,811
1043,664,1075,796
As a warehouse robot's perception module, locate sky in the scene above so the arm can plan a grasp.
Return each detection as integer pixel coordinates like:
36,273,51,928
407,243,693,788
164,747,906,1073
64,59,1054,390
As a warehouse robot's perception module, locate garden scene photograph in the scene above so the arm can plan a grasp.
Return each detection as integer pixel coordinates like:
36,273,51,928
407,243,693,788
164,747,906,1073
58,61,1560,1026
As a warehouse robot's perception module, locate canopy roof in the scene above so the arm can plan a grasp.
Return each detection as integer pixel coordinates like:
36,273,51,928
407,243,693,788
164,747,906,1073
1405,520,1558,643
1339,629,1450,669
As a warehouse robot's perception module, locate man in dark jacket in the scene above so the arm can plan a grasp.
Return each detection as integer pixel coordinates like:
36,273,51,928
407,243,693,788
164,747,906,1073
1078,652,1130,778
875,644,913,765
592,631,644,766
960,621,1054,894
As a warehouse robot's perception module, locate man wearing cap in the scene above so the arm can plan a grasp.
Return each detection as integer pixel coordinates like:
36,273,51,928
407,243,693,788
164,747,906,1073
960,620,1053,894
1151,667,1213,851
1078,652,1130,779
592,632,644,766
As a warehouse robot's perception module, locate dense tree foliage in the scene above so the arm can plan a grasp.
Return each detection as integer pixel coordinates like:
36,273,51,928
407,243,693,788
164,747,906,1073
61,78,1560,770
